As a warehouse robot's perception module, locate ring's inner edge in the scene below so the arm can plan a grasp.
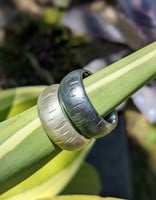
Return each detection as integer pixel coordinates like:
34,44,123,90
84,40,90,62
104,112,117,124
83,70,117,126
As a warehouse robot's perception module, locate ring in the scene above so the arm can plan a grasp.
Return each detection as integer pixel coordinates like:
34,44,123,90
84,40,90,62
59,69,118,138
37,84,90,150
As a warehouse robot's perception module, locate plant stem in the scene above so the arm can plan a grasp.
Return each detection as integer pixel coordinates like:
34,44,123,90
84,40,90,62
0,42,156,194
84,42,156,116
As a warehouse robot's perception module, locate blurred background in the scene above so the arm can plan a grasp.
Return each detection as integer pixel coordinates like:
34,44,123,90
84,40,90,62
0,0,155,199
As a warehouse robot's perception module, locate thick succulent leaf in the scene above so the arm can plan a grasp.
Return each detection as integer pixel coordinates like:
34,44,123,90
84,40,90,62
0,106,60,194
0,86,46,121
61,162,101,195
40,195,125,200
0,86,93,196
0,42,155,196
1,147,91,199
84,42,156,116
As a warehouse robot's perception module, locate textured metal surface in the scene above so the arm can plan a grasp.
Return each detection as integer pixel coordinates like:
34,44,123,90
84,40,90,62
59,69,118,139
37,84,90,150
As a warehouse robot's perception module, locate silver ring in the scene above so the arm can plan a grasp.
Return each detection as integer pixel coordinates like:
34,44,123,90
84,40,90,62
37,84,90,150
59,69,118,138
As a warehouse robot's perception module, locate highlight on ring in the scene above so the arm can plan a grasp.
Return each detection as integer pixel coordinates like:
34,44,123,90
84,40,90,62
37,69,118,150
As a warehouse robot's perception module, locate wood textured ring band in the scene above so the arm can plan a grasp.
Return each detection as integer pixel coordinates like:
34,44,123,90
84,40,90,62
37,84,90,150
59,69,118,139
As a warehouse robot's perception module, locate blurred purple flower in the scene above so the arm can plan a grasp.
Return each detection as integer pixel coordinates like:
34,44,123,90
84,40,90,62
132,82,156,124
119,0,156,43
61,6,126,44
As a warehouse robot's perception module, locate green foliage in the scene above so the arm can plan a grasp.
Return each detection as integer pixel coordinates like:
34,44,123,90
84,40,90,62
0,86,94,197
0,42,31,71
84,42,156,116
42,195,124,200
0,42,155,198
0,15,85,84
1,149,92,199
0,86,45,121
61,162,101,195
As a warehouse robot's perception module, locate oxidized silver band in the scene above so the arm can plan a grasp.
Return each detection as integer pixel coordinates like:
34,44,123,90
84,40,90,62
37,84,90,150
59,69,118,138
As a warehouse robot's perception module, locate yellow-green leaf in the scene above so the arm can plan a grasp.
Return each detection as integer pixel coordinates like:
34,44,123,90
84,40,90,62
0,87,93,195
0,42,156,195
0,86,46,121
39,195,125,200
1,146,92,199
61,162,101,195
0,106,60,194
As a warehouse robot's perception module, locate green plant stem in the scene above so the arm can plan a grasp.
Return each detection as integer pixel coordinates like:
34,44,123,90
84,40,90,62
0,42,156,194
84,42,156,116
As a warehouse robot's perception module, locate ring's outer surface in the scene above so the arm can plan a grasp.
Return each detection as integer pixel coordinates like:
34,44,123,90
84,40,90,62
37,84,90,150
59,69,118,138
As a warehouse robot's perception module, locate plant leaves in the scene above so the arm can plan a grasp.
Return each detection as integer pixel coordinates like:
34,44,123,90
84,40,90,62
0,86,46,121
0,42,156,195
0,86,93,196
39,195,125,200
61,162,101,195
1,148,91,199
0,106,60,194
84,42,156,116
